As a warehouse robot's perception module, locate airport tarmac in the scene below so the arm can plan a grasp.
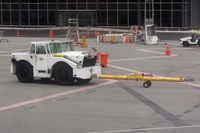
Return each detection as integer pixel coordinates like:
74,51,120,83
0,37,200,133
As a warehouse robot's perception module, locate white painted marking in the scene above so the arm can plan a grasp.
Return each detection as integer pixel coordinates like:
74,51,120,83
137,49,177,56
109,55,170,63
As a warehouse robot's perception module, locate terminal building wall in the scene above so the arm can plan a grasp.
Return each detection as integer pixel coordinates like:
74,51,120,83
0,0,197,28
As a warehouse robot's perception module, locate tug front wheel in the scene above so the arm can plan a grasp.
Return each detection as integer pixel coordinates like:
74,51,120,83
76,78,92,84
143,81,152,88
53,63,74,85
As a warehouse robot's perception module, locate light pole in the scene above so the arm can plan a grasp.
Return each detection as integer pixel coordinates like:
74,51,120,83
144,0,146,26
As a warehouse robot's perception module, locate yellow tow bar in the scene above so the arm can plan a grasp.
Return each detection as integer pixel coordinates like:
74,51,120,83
99,72,185,88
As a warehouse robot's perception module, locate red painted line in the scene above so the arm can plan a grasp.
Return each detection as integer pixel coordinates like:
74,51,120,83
182,82,200,88
0,79,117,111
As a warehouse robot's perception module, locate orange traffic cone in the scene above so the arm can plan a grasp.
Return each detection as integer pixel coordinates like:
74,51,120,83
87,32,90,38
49,30,53,37
134,26,137,34
166,44,171,56
110,37,113,44
81,36,87,48
17,30,19,37
125,35,129,43
94,30,97,37
73,35,78,46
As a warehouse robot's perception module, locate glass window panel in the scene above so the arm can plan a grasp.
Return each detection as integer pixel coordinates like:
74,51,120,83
21,4,28,10
30,11,38,25
11,11,19,25
129,4,138,10
118,11,127,26
21,11,28,25
3,11,10,25
58,4,66,9
88,0,96,3
3,0,10,3
78,4,86,9
118,0,127,2
154,4,160,10
161,11,171,27
173,11,182,27
36,46,46,54
108,11,117,26
77,0,86,2
48,0,57,3
58,0,67,2
108,3,117,10
173,4,182,10
48,4,56,10
68,4,76,9
2,4,10,10
162,4,171,10
108,0,117,2
39,11,47,25
119,4,127,10
20,0,28,3
30,4,38,10
30,0,38,3
154,11,160,26
98,4,107,10
88,4,96,9
48,11,56,25
129,11,138,25
11,4,19,10
39,4,47,10
39,0,47,3
11,0,19,3
97,11,107,26
30,44,35,53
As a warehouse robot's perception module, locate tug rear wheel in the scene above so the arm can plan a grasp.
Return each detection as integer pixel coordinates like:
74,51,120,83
16,61,33,83
143,81,152,88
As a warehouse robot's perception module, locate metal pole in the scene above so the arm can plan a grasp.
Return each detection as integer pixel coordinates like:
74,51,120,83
144,0,147,43
144,0,146,26
152,0,154,24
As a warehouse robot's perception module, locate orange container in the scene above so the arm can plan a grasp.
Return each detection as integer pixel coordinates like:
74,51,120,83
93,52,100,61
100,53,109,67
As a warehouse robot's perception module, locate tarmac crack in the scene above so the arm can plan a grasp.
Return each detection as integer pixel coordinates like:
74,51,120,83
117,82,188,127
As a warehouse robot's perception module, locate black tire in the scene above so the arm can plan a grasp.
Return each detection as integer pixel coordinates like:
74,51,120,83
198,41,200,47
16,61,33,83
53,63,74,85
143,81,152,88
76,78,92,84
41,78,51,81
182,41,190,47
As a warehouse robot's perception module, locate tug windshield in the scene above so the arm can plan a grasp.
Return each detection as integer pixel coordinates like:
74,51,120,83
49,42,74,54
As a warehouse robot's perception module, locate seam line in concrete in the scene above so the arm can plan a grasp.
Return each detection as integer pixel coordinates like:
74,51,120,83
117,82,188,127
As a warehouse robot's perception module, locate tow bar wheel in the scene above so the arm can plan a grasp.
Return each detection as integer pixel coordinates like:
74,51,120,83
143,81,152,88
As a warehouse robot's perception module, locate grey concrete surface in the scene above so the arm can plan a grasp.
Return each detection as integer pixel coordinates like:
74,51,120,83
0,37,200,133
